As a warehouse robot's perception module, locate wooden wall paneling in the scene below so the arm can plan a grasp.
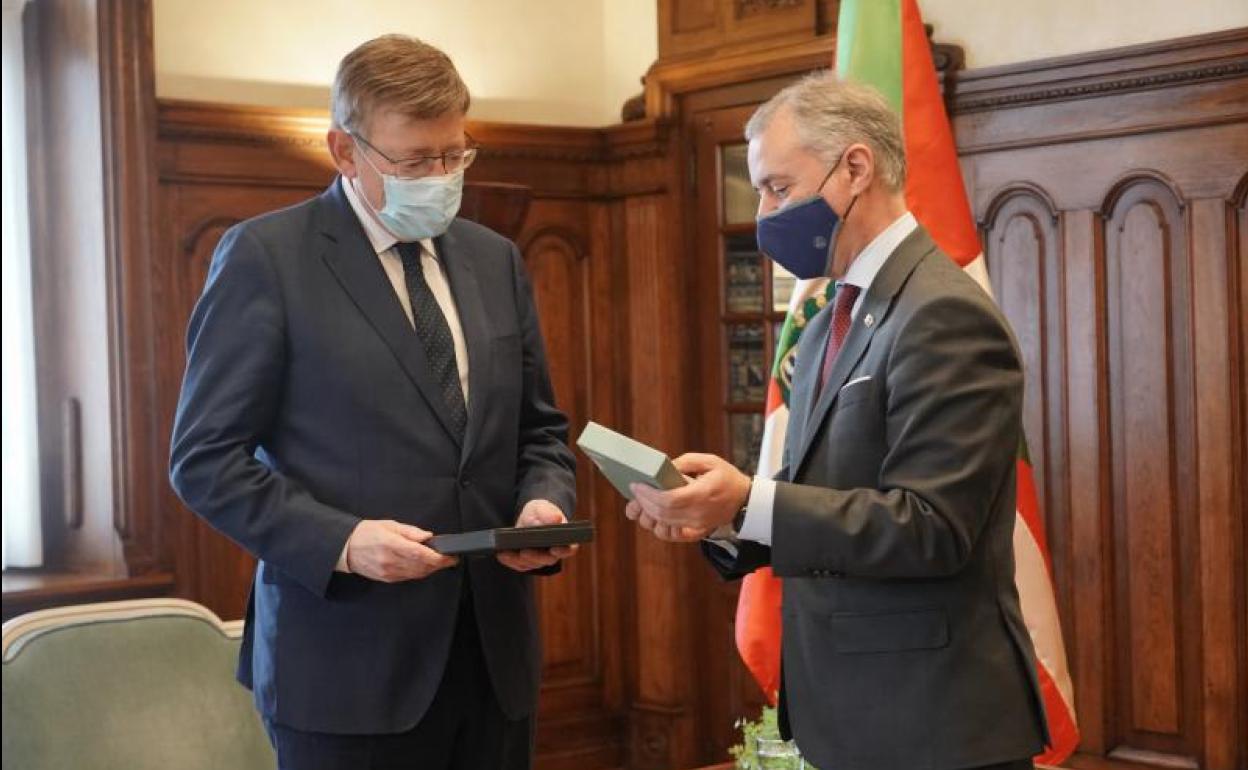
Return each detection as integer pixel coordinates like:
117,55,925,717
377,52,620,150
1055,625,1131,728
723,0,817,52
951,28,1248,158
97,0,166,577
981,184,1072,631
953,29,1248,770
1103,175,1201,765
523,208,596,687
477,118,691,768
468,121,600,199
518,198,626,770
1187,194,1242,770
1236,173,1248,770
952,32,1248,207
1061,208,1110,757
588,118,731,769
157,100,337,188
620,191,702,770
659,0,721,59
452,140,643,769
657,0,820,63
644,36,832,122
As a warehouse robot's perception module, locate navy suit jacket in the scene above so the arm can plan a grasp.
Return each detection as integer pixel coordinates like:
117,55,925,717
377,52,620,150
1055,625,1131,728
170,179,576,734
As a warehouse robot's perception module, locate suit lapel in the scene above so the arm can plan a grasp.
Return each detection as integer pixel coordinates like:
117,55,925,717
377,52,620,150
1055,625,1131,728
793,297,883,470
316,179,464,448
436,226,490,467
791,226,939,474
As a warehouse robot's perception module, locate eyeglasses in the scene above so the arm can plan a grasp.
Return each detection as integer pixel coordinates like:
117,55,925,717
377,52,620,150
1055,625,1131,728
351,132,480,179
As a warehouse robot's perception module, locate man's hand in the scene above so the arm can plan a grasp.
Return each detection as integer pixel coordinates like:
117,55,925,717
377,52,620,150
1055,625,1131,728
627,453,751,537
344,520,458,582
623,499,712,543
496,499,579,573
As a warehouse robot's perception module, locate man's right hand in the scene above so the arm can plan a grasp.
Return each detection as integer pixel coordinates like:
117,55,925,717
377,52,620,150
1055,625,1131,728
344,520,458,582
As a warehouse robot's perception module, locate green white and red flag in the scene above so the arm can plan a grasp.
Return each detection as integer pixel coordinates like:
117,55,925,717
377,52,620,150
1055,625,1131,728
734,1,1079,764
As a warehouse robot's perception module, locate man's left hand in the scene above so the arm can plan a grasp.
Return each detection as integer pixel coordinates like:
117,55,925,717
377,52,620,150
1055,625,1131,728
629,453,751,533
496,499,579,573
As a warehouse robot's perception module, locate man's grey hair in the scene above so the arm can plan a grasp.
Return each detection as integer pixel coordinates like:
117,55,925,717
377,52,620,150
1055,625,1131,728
745,71,907,191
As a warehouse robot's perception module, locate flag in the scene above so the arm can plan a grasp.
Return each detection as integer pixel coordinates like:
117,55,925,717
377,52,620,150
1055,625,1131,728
733,0,1080,764
736,275,834,702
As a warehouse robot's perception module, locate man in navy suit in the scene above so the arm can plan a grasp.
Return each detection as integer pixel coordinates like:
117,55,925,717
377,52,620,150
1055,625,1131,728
170,35,577,770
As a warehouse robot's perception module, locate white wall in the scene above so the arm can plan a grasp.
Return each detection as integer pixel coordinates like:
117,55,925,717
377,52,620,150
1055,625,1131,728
153,0,658,127
603,0,660,121
921,0,1248,69
154,1,1247,126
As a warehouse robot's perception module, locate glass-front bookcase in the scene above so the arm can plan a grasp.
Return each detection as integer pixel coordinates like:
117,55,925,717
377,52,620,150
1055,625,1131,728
713,141,796,475
689,94,806,760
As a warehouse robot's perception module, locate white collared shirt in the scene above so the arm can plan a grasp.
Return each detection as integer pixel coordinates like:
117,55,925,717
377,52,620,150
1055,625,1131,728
342,175,470,402
337,177,471,572
735,211,919,546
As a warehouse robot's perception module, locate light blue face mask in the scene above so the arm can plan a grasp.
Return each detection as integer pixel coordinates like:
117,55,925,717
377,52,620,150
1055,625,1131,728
355,141,464,240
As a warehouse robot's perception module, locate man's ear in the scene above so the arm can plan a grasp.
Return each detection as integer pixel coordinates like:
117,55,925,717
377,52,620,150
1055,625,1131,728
843,143,876,196
327,129,358,178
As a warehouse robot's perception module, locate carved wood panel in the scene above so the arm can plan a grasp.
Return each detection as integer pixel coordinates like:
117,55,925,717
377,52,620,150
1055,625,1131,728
981,184,1071,627
523,223,597,685
1103,177,1202,762
516,203,629,770
658,0,819,61
955,30,1247,770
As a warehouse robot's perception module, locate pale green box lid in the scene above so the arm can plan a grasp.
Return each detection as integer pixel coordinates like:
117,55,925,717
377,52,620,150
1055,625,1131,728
576,421,686,500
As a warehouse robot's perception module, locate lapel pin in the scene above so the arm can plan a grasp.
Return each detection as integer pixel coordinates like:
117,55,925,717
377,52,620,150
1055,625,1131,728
864,313,875,327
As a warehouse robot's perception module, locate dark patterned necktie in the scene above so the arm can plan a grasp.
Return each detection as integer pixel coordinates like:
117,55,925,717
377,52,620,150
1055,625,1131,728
818,282,862,397
395,242,467,440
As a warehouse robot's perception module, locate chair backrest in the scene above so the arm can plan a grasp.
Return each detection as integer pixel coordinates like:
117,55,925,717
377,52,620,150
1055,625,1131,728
2,598,274,770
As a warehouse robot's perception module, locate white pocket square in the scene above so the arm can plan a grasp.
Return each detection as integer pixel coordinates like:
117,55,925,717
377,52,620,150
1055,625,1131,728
841,375,873,390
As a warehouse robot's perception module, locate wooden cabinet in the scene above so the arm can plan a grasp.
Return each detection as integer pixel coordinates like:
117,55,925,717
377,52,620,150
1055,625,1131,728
692,105,798,478
953,30,1248,770
658,0,836,61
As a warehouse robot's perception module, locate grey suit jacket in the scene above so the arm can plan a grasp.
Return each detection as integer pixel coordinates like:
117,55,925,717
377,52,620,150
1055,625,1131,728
706,226,1049,770
169,179,576,734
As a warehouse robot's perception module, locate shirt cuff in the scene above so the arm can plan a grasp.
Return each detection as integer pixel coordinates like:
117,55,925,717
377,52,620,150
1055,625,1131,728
737,476,776,545
335,539,351,573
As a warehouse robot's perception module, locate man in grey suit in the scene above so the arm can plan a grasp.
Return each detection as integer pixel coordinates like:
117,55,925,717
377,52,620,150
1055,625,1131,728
626,73,1050,770
170,35,577,770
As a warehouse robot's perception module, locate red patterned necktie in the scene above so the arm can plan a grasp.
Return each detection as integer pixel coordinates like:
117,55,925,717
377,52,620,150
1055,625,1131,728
818,283,862,396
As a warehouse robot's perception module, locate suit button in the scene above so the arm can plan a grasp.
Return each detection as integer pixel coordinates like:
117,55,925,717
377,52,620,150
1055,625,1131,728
459,477,470,489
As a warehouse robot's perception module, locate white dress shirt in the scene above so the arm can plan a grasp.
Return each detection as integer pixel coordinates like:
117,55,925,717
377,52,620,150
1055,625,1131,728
342,175,470,401
735,211,918,546
336,177,472,571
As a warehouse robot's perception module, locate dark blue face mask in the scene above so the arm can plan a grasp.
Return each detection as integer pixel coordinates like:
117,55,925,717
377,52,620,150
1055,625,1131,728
755,158,856,279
